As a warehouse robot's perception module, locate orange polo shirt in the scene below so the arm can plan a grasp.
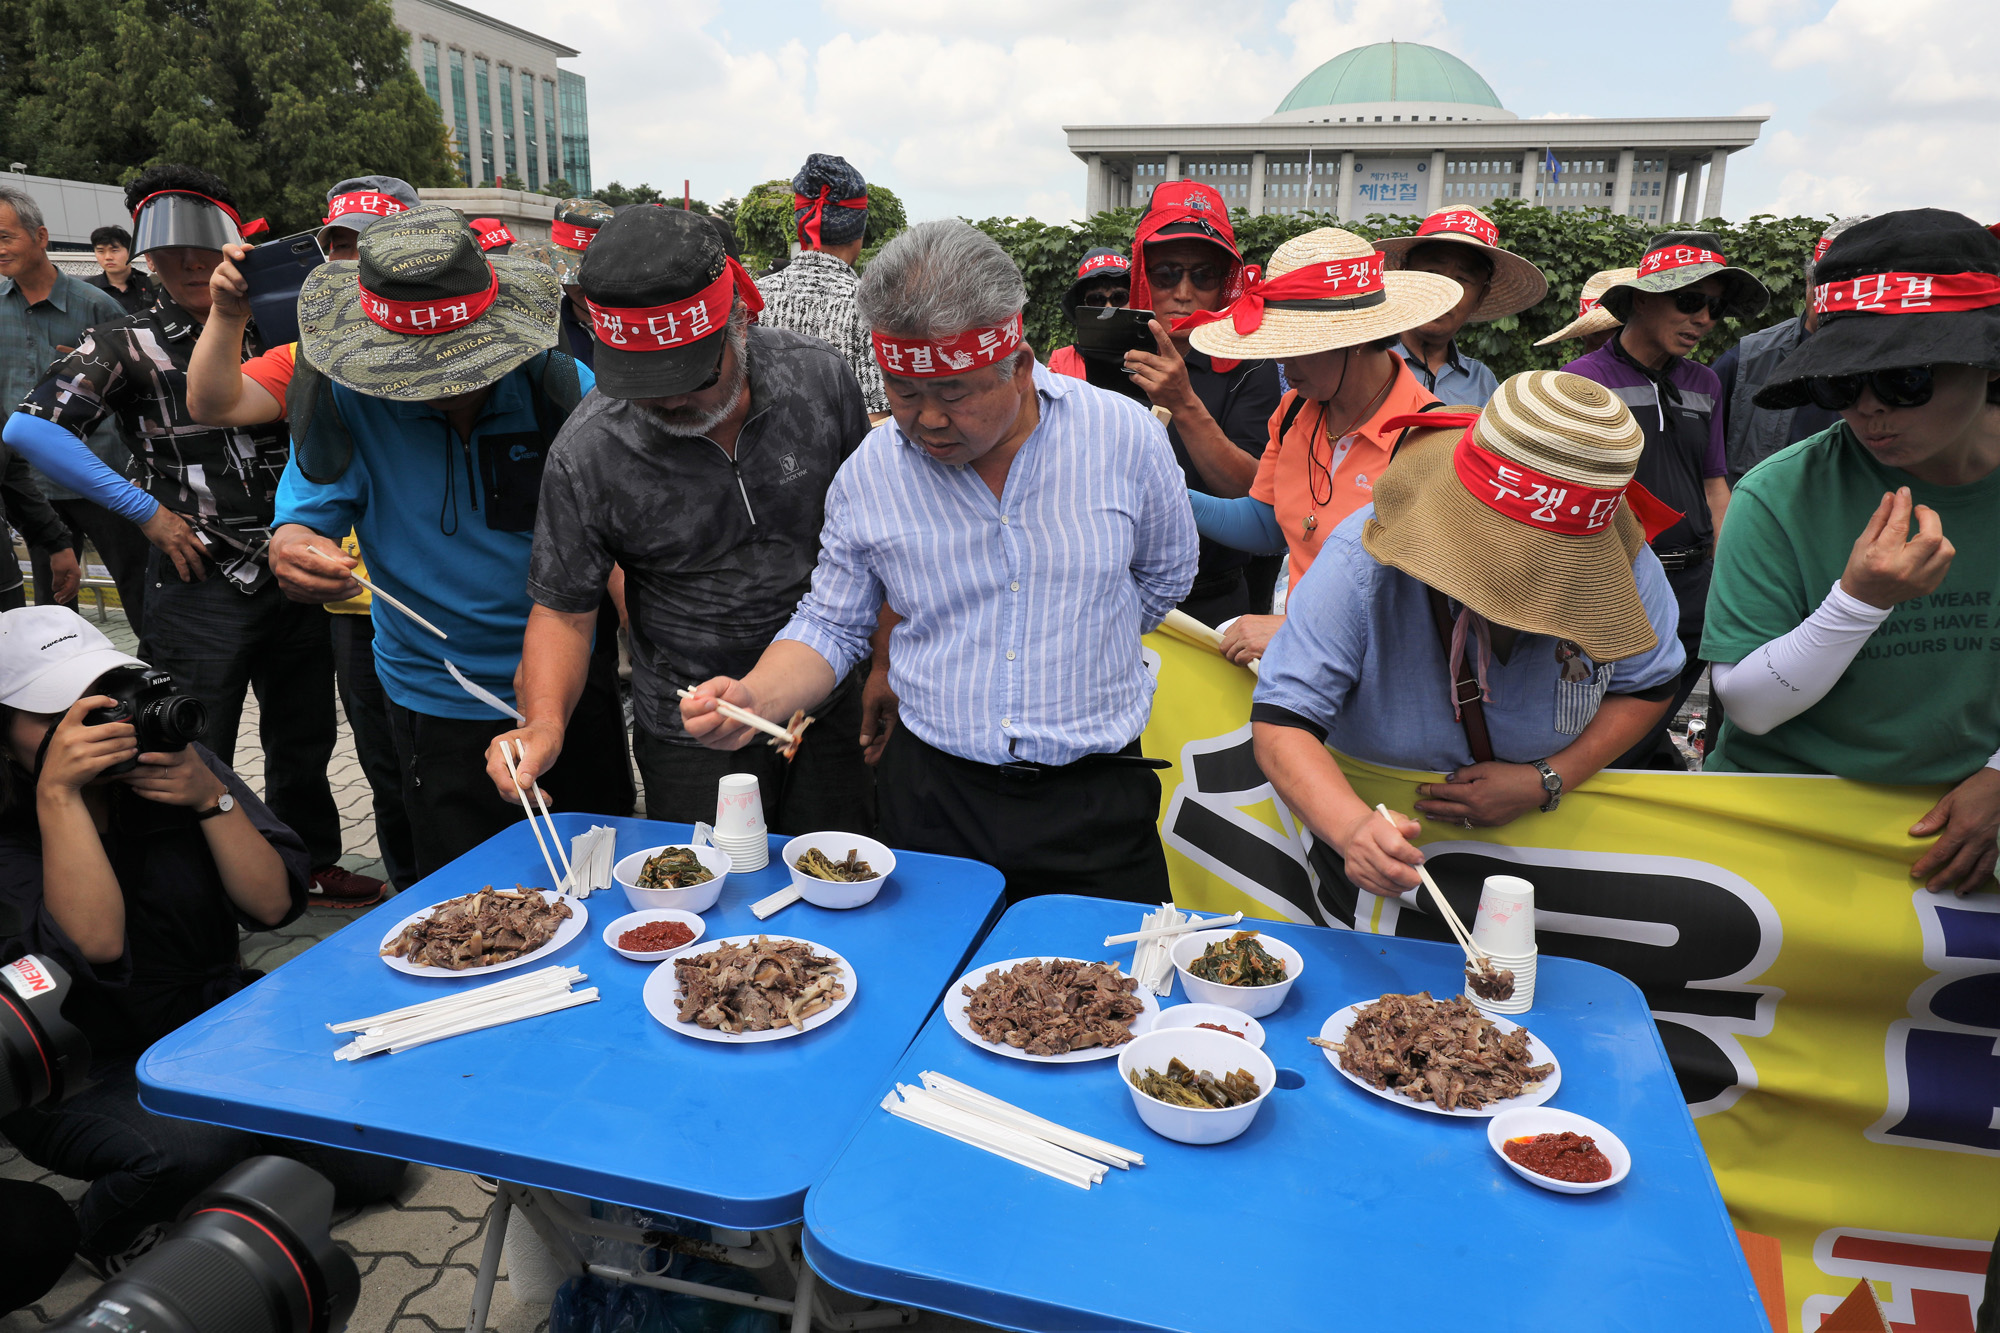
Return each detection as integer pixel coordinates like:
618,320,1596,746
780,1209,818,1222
1249,355,1437,588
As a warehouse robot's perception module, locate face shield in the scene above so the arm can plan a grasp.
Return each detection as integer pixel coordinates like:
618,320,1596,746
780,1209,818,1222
132,192,243,256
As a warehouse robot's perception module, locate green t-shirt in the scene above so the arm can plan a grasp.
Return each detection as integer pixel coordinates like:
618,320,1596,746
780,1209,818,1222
1702,421,2000,782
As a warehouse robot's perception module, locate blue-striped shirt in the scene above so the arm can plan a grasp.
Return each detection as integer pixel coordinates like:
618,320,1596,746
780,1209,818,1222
779,361,1198,766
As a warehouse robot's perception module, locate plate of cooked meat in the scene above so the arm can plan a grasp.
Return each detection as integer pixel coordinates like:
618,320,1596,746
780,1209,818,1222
643,934,856,1043
1311,991,1561,1118
378,886,585,977
947,957,1160,1063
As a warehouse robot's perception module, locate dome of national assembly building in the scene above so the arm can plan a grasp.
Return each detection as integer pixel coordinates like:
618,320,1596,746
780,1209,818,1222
1267,41,1518,124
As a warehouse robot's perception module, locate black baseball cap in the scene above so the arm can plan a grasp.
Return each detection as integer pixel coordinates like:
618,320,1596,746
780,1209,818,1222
578,207,759,398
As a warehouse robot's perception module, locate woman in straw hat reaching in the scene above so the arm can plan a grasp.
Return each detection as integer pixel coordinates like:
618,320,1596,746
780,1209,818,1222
1250,371,1688,902
1180,227,1460,665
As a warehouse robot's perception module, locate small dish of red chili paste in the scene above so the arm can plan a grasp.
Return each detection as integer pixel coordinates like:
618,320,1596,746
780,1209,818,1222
619,920,695,953
1503,1131,1613,1183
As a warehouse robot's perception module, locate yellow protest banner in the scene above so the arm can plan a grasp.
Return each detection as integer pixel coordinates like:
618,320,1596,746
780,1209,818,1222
1141,621,1998,1331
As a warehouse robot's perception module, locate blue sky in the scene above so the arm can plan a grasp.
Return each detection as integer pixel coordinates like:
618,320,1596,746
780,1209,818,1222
485,0,1997,225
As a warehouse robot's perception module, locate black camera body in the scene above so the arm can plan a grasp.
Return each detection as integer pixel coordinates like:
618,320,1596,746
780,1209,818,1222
82,666,208,776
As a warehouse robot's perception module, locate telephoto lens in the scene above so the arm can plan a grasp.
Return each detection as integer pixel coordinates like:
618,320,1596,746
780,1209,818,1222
50,1157,360,1333
0,954,91,1117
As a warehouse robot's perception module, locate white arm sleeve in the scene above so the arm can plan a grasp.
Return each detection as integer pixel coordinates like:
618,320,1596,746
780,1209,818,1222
1710,581,1892,736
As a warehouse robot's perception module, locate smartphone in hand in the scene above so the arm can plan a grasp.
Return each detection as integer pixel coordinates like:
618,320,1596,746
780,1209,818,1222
238,232,326,347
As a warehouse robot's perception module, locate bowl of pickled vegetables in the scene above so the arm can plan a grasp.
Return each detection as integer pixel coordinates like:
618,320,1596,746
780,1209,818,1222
614,843,731,914
782,832,895,909
1116,1026,1276,1145
1169,929,1304,1018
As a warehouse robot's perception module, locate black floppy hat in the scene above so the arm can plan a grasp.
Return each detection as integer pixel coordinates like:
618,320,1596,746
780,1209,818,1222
578,206,765,398
1754,209,2000,409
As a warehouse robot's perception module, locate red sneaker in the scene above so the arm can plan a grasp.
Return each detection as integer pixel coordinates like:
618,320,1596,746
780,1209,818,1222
311,865,388,906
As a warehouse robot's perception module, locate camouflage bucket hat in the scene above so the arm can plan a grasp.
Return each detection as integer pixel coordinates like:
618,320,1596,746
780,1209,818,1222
547,197,615,286
1598,230,1769,323
298,204,558,402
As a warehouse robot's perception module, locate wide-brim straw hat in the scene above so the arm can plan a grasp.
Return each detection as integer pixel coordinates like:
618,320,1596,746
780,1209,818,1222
1375,207,1549,322
1599,230,1769,323
1362,370,1658,663
1534,268,1635,346
1186,228,1460,361
299,204,558,403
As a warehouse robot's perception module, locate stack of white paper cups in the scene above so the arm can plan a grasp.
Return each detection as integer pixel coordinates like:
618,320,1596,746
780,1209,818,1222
1469,874,1537,1014
709,773,769,871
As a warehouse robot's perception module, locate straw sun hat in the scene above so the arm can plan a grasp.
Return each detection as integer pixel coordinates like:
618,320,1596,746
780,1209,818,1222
1374,207,1549,322
1534,268,1635,346
1363,370,1676,663
1184,227,1460,361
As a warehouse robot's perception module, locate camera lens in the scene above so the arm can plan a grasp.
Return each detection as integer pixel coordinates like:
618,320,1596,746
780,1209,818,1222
52,1158,358,1333
0,955,90,1117
141,695,210,750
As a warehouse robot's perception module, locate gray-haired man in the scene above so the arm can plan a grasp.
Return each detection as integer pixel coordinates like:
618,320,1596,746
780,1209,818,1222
682,220,1198,906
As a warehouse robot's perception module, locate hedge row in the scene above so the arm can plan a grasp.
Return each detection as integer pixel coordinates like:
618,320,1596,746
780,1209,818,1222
968,198,1830,378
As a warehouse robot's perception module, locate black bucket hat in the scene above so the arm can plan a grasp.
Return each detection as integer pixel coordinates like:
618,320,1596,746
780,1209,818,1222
1599,231,1769,323
578,206,765,398
1061,248,1132,320
1754,209,2000,410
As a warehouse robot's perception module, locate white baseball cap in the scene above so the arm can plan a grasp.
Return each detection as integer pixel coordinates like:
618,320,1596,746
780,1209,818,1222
0,607,148,713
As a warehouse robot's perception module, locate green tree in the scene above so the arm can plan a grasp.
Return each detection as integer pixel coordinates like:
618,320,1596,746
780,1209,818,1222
714,196,740,229
500,170,526,192
7,0,458,235
547,177,577,199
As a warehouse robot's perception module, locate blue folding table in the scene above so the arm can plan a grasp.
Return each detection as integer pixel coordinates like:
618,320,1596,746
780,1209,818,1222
803,895,1769,1333
139,813,1003,1333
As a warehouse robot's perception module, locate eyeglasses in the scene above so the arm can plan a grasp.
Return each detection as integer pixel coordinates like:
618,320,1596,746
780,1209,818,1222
1804,365,1936,411
1080,287,1130,308
1672,289,1729,319
1146,263,1225,293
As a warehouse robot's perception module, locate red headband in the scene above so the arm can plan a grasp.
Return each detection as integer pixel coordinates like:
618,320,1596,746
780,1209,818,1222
475,222,516,251
1578,292,1603,315
794,187,868,249
131,189,269,239
1077,252,1130,279
872,312,1023,378
1410,423,1681,542
324,192,408,226
551,219,599,251
359,265,500,336
1175,253,1386,337
1811,271,2000,316
1638,245,1727,277
1812,234,1837,266
1417,210,1499,248
584,256,762,352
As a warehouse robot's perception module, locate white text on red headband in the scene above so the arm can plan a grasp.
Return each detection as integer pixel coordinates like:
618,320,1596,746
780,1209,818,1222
585,266,732,351
324,193,407,225
1811,271,2000,315
872,314,1024,379
1417,210,1499,248
1637,245,1727,277
1077,252,1130,277
1454,432,1627,536
358,267,501,336
478,224,516,250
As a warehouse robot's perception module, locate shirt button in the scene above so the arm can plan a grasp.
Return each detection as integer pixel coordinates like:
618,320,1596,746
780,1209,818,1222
1002,718,1011,728
1009,581,1020,592
1000,515,1010,525
1006,650,1016,661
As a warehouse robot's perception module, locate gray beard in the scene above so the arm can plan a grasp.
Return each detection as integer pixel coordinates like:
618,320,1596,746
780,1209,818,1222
645,372,747,437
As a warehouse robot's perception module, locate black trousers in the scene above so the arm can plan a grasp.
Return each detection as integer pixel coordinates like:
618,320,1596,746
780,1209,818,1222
140,552,343,868
330,613,416,890
1176,569,1251,631
387,682,633,880
632,675,872,835
0,1179,78,1314
32,497,152,637
1613,557,1711,770
876,727,1170,907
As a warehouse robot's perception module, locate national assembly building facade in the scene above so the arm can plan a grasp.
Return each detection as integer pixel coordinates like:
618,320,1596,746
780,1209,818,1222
1065,42,1764,224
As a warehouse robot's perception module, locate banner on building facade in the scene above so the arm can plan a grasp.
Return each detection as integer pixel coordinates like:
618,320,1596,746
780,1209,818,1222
1140,621,1998,1332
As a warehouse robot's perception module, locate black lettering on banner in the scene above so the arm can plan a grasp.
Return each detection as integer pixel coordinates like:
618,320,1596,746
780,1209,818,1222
1160,728,1320,924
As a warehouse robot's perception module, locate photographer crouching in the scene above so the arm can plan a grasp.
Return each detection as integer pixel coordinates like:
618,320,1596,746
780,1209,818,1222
0,605,403,1278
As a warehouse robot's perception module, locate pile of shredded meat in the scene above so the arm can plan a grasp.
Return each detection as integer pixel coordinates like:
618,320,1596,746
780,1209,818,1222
381,886,569,970
961,958,1145,1056
1313,991,1552,1111
674,937,846,1034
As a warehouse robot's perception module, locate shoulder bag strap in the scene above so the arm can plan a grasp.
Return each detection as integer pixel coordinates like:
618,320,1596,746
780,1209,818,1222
1425,586,1496,765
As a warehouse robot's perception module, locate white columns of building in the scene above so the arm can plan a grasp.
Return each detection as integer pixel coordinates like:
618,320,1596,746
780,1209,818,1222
1165,152,1180,182
1612,149,1635,217
1427,149,1446,211
1701,148,1728,220
1678,162,1702,223
1086,155,1108,214
1337,150,1355,220
1521,150,1540,206
1250,151,1267,217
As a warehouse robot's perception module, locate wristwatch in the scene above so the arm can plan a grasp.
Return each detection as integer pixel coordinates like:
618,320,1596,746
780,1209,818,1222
1531,761,1563,813
195,793,236,822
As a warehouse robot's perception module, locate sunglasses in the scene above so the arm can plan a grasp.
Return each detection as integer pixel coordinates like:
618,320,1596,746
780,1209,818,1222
1081,287,1130,308
1804,365,1936,411
1672,289,1729,319
1146,263,1225,293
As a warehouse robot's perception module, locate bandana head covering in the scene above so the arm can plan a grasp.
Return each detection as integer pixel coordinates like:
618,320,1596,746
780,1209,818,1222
791,153,869,249
1128,181,1246,315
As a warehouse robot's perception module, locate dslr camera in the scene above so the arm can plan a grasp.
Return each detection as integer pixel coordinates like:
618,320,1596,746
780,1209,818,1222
82,665,209,776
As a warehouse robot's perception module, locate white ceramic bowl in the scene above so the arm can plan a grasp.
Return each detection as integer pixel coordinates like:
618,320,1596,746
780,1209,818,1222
1151,1003,1267,1049
614,844,730,914
1169,929,1304,1019
1486,1107,1631,1195
601,908,706,962
1116,1026,1277,1145
782,832,896,910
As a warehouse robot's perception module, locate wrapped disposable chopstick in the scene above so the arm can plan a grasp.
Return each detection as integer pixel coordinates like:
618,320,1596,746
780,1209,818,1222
918,1073,1144,1168
565,825,617,898
329,965,596,1059
1130,902,1184,996
880,1072,1145,1189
